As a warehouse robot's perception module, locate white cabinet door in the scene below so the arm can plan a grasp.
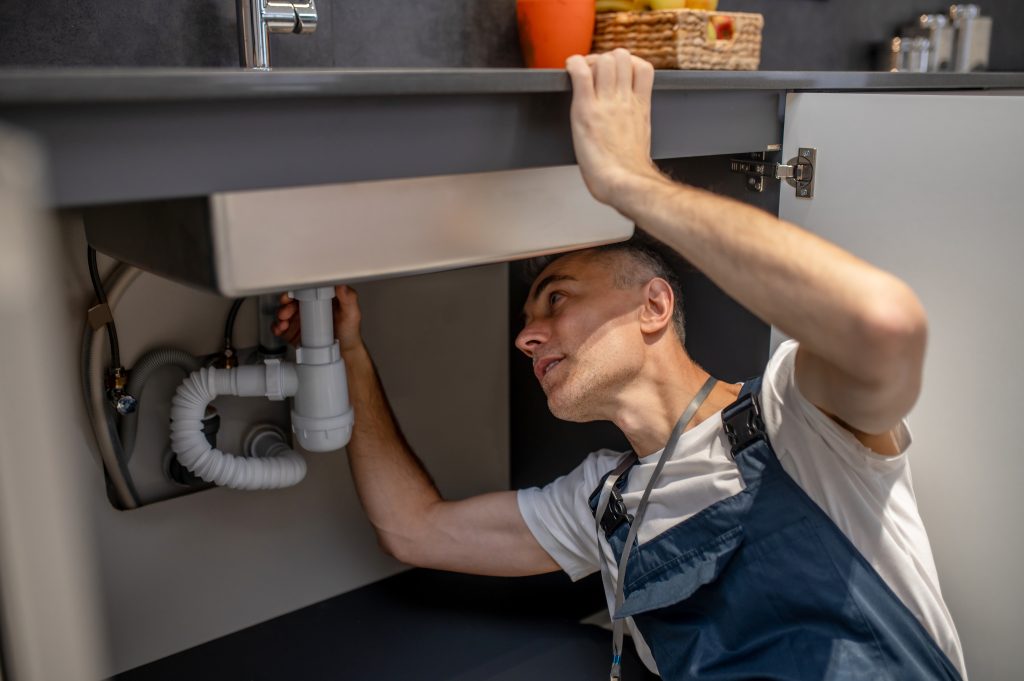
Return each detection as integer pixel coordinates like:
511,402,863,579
778,92,1024,681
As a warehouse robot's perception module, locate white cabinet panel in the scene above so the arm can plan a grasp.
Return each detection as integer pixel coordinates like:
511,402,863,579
0,128,106,680
779,92,1024,680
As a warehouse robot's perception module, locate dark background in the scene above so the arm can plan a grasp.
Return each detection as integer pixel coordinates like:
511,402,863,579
1,0,1022,70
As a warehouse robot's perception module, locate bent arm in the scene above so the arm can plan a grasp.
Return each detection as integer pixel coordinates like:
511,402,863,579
342,343,560,576
616,176,927,437
565,51,926,439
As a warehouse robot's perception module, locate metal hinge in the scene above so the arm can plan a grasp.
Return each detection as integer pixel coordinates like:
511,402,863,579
730,147,817,199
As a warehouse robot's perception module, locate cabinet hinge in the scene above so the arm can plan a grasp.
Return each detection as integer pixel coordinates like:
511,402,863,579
730,147,817,199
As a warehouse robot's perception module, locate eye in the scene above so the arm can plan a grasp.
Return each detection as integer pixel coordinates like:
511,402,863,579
548,291,564,308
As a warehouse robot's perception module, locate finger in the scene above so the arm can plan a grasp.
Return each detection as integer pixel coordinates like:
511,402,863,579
337,285,360,308
613,48,633,96
274,318,300,343
565,54,595,102
594,52,617,97
632,56,655,106
277,302,297,321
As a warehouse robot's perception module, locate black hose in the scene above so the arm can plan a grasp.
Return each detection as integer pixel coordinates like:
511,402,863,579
102,401,143,508
87,245,121,367
225,298,246,347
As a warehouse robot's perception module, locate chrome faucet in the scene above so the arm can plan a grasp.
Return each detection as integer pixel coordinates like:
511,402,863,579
236,0,318,70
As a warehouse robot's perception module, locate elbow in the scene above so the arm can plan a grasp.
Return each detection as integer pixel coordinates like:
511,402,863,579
859,280,928,376
376,529,417,565
850,281,928,423
372,507,438,567
375,531,401,560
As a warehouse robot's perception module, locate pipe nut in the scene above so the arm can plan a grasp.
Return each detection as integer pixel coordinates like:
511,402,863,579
114,393,138,415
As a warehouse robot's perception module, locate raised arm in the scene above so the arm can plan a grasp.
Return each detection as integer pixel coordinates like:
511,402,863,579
565,50,927,442
275,286,559,575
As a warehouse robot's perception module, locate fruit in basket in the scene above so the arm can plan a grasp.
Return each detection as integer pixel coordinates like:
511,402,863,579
650,0,686,9
710,14,734,39
596,0,646,11
686,0,718,8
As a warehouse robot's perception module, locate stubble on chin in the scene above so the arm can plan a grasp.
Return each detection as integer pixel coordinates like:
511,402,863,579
547,391,588,423
545,355,638,423
545,366,602,423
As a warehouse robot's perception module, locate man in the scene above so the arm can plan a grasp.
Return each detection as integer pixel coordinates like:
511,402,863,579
274,50,965,679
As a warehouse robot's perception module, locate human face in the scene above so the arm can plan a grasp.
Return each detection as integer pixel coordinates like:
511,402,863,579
515,252,647,422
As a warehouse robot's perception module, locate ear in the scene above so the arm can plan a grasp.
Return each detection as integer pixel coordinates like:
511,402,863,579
638,278,674,336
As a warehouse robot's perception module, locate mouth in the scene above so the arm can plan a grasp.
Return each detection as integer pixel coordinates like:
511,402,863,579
533,356,565,383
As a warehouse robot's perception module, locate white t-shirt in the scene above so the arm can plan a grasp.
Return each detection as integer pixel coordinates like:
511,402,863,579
517,340,966,678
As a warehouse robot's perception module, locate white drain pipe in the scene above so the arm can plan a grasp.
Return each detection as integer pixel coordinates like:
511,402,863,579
289,287,354,452
169,286,354,490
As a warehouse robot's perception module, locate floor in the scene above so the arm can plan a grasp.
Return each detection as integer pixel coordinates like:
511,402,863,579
113,569,658,680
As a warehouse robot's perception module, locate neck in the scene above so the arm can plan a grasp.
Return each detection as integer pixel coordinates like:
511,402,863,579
610,345,740,457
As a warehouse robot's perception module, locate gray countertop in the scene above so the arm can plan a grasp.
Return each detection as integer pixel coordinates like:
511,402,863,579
1,68,1020,207
1,68,1022,104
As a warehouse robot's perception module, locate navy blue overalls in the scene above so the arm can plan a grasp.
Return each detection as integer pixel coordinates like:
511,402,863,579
589,377,962,681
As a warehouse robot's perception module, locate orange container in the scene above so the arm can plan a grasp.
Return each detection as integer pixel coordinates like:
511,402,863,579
516,0,596,68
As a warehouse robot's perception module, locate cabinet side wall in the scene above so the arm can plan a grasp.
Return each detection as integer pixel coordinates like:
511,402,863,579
59,221,509,677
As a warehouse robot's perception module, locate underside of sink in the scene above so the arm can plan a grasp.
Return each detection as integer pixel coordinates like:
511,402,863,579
84,165,633,296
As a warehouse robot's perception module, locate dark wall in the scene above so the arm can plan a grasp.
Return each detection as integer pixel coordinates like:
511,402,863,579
730,0,1024,71
1,0,1021,70
0,0,523,68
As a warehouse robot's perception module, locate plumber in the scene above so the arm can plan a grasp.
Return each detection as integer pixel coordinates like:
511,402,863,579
274,50,965,680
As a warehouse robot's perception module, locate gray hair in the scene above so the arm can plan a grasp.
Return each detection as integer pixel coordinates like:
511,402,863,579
523,230,690,345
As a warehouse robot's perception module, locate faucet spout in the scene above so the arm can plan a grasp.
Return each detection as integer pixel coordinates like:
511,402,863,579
237,0,318,70
292,0,318,33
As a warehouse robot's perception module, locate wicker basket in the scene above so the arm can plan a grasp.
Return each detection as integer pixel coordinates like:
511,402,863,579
593,9,764,70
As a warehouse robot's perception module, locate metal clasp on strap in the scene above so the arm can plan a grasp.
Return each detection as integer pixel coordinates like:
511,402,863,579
590,452,638,539
722,392,766,456
600,488,632,538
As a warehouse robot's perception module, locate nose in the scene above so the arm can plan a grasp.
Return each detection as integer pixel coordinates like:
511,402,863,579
515,320,548,358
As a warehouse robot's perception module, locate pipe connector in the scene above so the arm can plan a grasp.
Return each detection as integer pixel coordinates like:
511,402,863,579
288,286,354,452
243,424,291,459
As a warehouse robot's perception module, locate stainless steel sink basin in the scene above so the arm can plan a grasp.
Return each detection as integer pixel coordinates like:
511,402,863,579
84,164,633,296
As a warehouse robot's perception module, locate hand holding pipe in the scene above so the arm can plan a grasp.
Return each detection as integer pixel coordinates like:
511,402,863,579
169,286,353,490
289,286,355,452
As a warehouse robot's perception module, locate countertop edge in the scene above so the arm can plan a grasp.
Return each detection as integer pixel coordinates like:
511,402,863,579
1,69,1023,105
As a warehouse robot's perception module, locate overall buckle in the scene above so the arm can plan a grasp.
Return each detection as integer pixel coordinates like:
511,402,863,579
722,393,766,456
593,466,630,536
600,488,633,537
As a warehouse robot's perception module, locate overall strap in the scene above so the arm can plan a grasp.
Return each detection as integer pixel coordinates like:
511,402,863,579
593,452,639,542
721,376,766,457
599,376,719,681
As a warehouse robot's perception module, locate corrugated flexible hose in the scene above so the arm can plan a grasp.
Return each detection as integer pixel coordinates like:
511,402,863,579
169,365,307,489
